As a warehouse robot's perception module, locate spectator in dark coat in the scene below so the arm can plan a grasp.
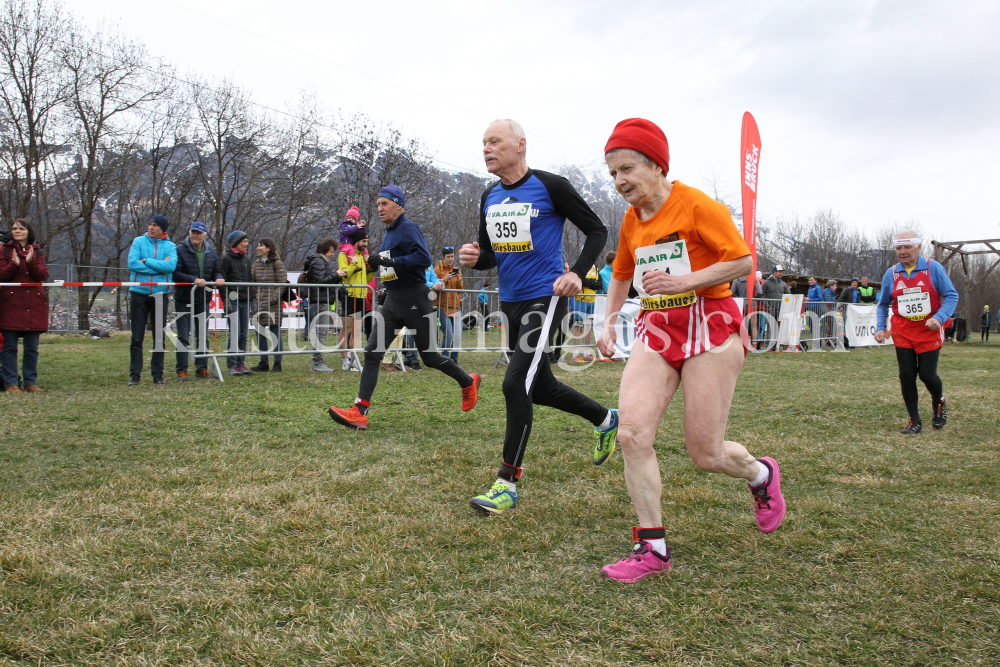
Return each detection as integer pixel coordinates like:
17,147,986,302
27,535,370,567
837,279,860,349
0,219,49,392
250,237,287,372
220,230,255,376
760,266,790,349
301,238,347,372
857,277,877,304
172,221,224,380
837,279,859,304
761,266,791,300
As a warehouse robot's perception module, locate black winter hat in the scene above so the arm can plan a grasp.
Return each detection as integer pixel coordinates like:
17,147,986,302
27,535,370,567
150,214,169,234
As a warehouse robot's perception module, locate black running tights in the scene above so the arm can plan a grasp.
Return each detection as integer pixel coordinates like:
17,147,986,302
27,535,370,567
896,347,942,420
498,296,607,481
358,286,472,402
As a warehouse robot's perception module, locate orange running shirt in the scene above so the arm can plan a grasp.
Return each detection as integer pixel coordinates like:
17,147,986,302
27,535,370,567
611,180,750,307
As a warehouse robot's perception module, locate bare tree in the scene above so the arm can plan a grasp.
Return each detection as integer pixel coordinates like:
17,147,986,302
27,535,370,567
0,0,68,224
130,96,202,241
267,92,328,269
57,28,170,329
190,77,276,252
332,113,435,233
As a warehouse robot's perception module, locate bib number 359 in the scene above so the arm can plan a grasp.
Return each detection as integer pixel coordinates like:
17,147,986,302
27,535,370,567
486,202,533,252
494,220,519,238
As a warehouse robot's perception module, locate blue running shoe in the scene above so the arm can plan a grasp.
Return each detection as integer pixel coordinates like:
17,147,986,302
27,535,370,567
469,479,517,514
593,408,618,465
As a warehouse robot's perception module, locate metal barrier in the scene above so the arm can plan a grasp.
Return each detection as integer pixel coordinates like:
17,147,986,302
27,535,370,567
429,288,506,365
739,297,845,352
429,288,598,365
185,282,378,379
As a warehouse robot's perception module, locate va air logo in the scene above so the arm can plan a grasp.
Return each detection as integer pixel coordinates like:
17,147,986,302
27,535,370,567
635,242,684,266
487,204,530,219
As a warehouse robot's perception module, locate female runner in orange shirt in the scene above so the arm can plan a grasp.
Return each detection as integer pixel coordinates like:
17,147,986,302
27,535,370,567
597,118,786,583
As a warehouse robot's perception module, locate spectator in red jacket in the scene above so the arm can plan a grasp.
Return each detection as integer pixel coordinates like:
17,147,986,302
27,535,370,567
0,219,49,392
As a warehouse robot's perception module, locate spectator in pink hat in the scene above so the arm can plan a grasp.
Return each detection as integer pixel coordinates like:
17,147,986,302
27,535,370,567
339,206,366,260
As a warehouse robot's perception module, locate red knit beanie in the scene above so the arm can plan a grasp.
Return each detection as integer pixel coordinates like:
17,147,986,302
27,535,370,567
604,118,669,175
346,206,360,222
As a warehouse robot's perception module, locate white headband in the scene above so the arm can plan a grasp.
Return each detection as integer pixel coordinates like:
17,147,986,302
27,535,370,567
894,238,921,246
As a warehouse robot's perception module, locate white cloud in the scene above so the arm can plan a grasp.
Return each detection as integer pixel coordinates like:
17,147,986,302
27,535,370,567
65,0,1000,241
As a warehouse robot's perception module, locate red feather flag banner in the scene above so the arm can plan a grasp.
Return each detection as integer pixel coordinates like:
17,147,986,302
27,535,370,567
740,112,761,312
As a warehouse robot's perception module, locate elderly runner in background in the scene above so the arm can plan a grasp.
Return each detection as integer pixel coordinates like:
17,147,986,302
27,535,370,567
875,230,958,434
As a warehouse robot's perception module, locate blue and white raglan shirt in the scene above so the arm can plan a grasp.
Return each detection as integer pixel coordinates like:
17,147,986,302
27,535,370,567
473,169,608,303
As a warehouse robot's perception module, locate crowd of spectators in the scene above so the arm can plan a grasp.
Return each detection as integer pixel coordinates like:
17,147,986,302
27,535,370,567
2,211,996,391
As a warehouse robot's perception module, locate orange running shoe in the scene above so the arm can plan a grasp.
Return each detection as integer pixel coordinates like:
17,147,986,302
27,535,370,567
461,373,481,412
328,405,368,430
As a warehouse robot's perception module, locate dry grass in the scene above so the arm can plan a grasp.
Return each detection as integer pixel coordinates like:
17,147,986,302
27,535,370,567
1,337,998,666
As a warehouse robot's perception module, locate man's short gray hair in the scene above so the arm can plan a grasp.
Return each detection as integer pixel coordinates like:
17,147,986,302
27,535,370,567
605,147,657,170
493,119,526,157
826,279,838,288
495,118,524,141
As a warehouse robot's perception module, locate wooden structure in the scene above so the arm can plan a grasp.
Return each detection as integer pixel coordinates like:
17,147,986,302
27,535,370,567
931,238,1000,324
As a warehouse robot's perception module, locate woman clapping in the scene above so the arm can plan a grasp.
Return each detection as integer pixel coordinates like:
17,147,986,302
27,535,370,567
0,219,50,392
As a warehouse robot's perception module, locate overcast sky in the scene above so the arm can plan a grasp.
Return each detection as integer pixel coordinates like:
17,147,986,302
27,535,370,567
67,0,1000,244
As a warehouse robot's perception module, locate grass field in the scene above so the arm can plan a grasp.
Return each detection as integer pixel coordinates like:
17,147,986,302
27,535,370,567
1,336,998,666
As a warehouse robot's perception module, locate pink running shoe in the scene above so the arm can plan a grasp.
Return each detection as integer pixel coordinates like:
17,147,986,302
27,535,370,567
750,457,786,533
601,541,671,583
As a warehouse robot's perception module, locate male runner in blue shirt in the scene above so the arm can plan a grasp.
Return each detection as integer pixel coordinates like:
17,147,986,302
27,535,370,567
459,119,617,514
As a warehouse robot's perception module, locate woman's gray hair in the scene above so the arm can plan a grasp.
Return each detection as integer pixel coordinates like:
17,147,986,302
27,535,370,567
605,148,658,171
826,279,838,288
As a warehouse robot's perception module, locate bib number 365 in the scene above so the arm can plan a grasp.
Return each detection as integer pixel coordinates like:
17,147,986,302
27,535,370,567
897,289,930,320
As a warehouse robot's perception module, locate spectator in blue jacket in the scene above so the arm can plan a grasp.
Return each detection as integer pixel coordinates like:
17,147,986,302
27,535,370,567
806,276,823,302
823,279,838,302
804,276,823,347
599,251,616,293
127,214,177,386
822,279,839,347
172,221,224,381
478,283,491,329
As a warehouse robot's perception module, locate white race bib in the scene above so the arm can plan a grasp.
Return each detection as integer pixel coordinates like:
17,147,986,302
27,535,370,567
633,240,697,310
379,250,397,282
486,202,533,252
897,288,931,320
